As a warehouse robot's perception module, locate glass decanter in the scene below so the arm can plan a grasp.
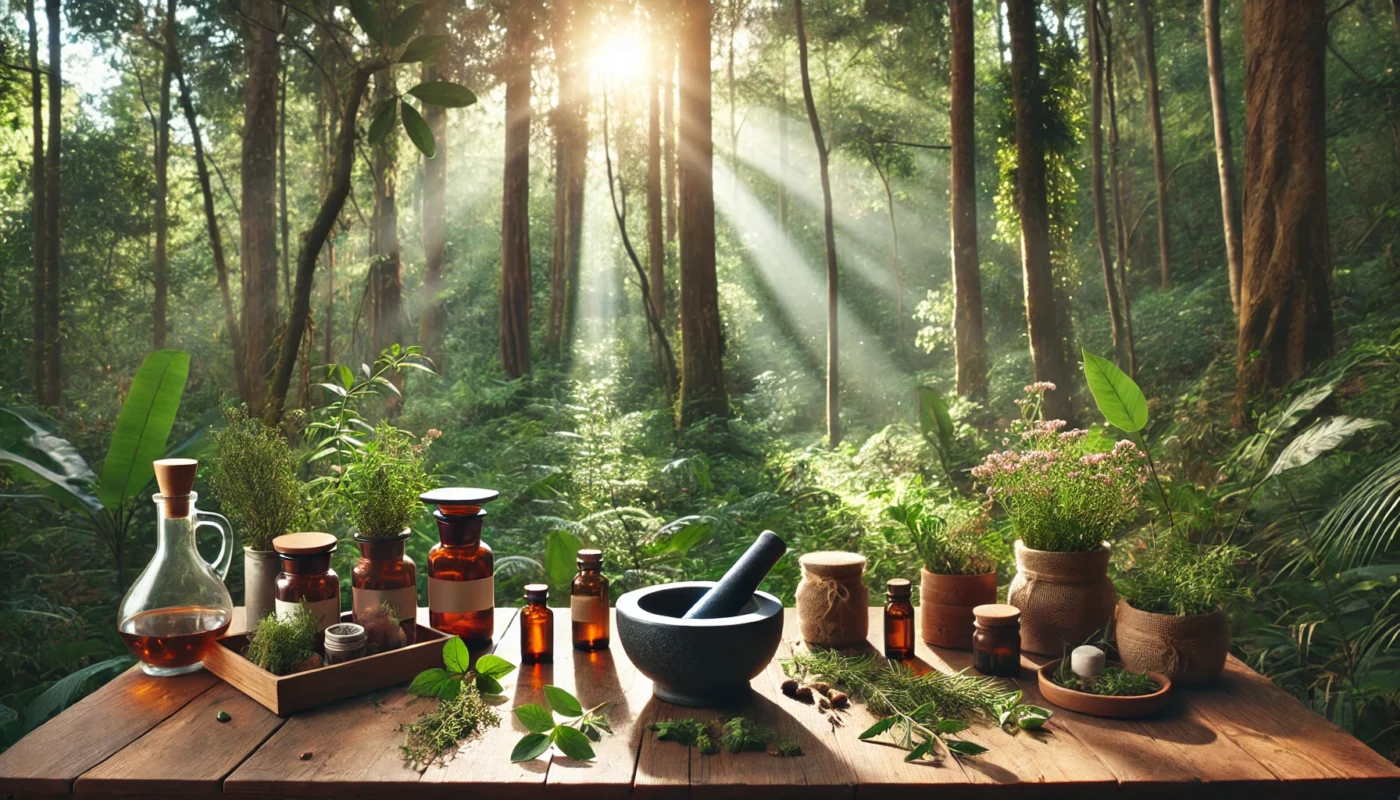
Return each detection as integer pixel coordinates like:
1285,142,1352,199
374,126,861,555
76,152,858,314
117,458,234,676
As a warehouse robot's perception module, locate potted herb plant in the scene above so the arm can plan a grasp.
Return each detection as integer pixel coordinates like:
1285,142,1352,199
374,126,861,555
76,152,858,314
341,422,435,642
210,406,303,626
1115,535,1247,684
888,501,996,649
972,383,1144,655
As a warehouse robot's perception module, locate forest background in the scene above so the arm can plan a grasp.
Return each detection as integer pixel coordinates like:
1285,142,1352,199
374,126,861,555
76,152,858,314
2,0,1400,763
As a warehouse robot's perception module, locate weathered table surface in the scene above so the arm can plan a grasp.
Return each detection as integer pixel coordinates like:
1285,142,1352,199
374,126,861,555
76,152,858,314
3,606,1398,799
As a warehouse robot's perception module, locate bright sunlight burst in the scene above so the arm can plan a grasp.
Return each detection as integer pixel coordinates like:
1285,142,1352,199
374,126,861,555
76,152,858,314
589,30,647,85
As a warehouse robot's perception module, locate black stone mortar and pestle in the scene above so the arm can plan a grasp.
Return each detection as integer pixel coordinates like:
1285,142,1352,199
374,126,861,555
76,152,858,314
616,531,786,707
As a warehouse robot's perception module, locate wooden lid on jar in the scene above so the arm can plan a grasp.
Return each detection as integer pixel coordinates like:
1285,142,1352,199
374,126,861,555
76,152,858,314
972,603,1021,627
799,551,866,579
273,532,338,556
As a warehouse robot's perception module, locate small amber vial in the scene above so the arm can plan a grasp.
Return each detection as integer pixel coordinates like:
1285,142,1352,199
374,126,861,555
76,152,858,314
571,549,610,651
421,488,499,647
884,578,915,660
351,533,417,644
272,532,342,647
972,603,1022,677
520,584,554,664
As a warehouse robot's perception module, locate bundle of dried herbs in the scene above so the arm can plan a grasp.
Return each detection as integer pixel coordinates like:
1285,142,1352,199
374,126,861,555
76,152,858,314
400,684,500,767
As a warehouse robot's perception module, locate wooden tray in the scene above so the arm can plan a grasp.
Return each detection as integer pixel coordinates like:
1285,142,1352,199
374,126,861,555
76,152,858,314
1037,659,1173,718
202,612,447,716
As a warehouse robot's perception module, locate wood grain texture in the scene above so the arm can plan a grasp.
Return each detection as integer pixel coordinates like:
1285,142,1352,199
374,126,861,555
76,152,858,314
0,666,218,795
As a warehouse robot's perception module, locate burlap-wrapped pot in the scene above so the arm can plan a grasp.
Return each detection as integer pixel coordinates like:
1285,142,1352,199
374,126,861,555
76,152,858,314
796,552,868,647
920,568,997,649
1007,540,1116,656
1115,599,1229,685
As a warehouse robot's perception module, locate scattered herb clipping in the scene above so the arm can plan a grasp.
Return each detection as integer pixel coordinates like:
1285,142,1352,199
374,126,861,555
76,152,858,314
1053,663,1159,696
400,636,517,767
649,718,718,754
721,717,772,753
648,717,802,757
769,738,804,757
215,710,231,723
511,685,613,762
243,602,319,675
991,690,1053,732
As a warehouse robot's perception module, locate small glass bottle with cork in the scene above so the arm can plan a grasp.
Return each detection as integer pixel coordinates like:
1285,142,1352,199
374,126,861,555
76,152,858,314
884,578,915,660
520,584,553,664
421,488,499,646
972,603,1022,677
571,549,609,651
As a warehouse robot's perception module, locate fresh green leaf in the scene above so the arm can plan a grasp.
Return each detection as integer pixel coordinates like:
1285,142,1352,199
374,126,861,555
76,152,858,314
401,102,436,158
903,738,934,762
408,80,478,108
858,716,897,740
513,703,555,734
1017,706,1053,730
408,668,459,698
918,385,955,456
1082,348,1148,433
553,724,597,761
98,350,190,510
388,2,425,47
442,636,471,674
945,739,989,757
934,719,970,735
0,408,101,513
476,674,503,695
338,364,355,390
1267,416,1387,478
368,101,397,145
475,653,516,680
544,685,583,718
399,34,449,63
662,518,712,555
545,529,584,589
510,731,552,762
349,0,384,44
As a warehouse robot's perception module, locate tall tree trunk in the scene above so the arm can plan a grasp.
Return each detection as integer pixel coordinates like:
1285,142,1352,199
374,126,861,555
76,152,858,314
949,0,987,399
27,0,45,400
153,0,175,350
664,30,677,247
265,68,374,424
240,0,281,411
1138,0,1170,288
173,51,247,402
795,0,840,445
1205,0,1243,313
562,20,589,361
1089,0,1128,369
419,0,448,365
1234,0,1333,424
500,0,534,378
677,0,728,424
279,60,291,309
726,2,742,209
546,0,578,360
1008,0,1073,422
647,37,666,326
42,0,61,408
370,72,403,361
1105,0,1135,374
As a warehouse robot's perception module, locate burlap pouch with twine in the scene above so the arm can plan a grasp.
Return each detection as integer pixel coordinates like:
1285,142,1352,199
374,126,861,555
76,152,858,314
1115,599,1229,685
1007,540,1117,656
796,552,869,647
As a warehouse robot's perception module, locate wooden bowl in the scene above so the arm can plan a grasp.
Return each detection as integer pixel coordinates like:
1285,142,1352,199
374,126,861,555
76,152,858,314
1036,660,1173,718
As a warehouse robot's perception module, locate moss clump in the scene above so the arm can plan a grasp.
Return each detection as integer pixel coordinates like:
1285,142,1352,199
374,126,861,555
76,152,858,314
342,422,434,540
209,406,303,551
244,603,318,675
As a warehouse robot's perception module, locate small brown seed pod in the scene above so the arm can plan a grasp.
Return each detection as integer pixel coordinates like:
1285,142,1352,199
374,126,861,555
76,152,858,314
808,681,832,696
780,678,799,697
793,685,814,703
828,690,849,709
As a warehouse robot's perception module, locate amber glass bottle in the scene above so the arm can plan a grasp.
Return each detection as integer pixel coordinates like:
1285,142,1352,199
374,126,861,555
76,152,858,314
520,584,553,664
272,532,341,646
884,578,915,660
421,488,499,646
972,603,1022,677
571,549,610,651
352,532,417,644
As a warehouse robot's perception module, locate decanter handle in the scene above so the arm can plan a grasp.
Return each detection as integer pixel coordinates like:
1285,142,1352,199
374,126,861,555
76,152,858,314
196,511,234,580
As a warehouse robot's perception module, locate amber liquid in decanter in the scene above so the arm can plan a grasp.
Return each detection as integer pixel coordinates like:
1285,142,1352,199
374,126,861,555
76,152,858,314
118,606,231,670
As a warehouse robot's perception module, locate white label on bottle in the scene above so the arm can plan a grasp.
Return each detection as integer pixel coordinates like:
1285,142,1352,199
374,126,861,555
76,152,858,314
276,597,340,632
428,576,494,613
571,595,607,623
353,587,418,624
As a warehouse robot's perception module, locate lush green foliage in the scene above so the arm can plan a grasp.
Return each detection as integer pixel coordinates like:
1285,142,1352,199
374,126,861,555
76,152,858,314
243,603,318,676
1119,535,1249,616
887,499,992,576
209,407,302,551
1053,665,1160,697
341,421,435,540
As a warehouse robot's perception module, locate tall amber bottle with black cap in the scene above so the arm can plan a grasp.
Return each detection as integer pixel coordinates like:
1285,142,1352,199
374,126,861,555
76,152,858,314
421,488,499,646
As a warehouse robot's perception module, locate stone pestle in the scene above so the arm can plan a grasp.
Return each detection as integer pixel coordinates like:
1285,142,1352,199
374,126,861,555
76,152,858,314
682,530,787,619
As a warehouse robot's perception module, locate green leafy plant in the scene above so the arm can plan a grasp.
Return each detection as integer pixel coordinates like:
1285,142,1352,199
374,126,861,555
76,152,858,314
0,349,193,588
1053,662,1160,696
1120,534,1250,616
888,500,992,576
340,421,435,539
990,690,1052,732
409,637,516,698
510,685,613,762
243,602,318,675
209,406,302,551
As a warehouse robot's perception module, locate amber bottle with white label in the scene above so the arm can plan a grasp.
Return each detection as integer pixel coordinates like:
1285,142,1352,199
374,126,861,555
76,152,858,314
421,488,499,646
272,532,341,646
351,531,417,644
571,549,610,651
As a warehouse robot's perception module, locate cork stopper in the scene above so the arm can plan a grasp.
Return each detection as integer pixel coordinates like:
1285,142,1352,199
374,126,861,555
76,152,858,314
887,578,913,597
799,551,866,580
153,458,197,517
973,603,1022,628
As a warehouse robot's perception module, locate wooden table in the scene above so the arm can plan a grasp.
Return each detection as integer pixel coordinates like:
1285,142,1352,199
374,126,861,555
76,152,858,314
3,607,1398,799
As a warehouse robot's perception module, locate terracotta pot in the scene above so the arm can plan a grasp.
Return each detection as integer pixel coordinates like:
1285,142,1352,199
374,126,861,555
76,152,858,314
1114,599,1229,685
919,568,997,649
1007,541,1117,656
243,547,280,628
1036,659,1172,718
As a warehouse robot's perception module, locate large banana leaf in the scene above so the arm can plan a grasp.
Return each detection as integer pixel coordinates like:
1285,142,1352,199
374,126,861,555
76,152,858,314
1266,416,1387,479
0,407,102,513
97,350,191,511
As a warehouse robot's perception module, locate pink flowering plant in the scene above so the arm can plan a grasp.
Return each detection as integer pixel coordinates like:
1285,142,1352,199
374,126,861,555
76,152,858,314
971,383,1145,552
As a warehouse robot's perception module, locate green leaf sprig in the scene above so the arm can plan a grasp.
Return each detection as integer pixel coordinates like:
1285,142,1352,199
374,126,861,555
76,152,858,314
511,685,613,762
648,717,803,757
991,690,1053,732
408,636,516,699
